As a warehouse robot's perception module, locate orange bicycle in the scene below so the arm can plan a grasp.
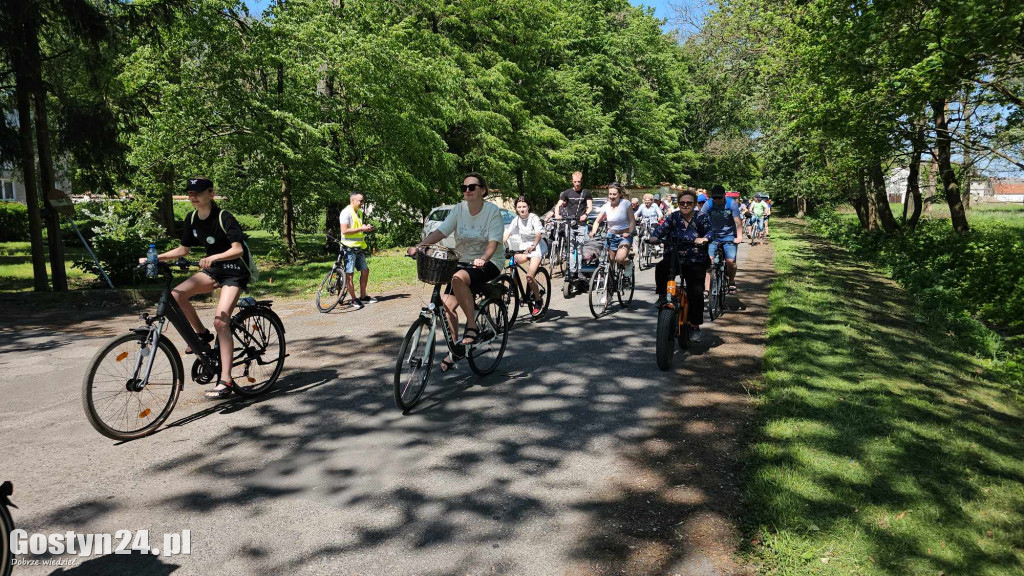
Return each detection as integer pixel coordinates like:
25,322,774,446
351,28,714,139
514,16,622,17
648,237,695,370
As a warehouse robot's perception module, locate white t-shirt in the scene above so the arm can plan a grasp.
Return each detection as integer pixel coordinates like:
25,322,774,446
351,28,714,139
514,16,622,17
507,213,543,250
437,201,506,269
601,200,632,232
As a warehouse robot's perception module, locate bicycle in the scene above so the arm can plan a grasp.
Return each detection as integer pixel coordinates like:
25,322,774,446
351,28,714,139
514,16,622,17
315,238,365,313
544,218,571,277
393,246,509,411
498,248,552,328
707,243,727,321
751,216,766,245
1,481,14,576
82,259,287,441
647,237,696,370
588,233,635,318
560,220,591,299
636,219,659,270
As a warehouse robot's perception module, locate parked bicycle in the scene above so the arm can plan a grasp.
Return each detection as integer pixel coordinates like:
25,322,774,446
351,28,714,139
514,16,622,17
315,235,365,312
544,218,572,278
82,259,287,440
648,237,695,370
1,481,14,576
588,233,635,318
393,246,509,412
707,243,727,321
499,249,552,328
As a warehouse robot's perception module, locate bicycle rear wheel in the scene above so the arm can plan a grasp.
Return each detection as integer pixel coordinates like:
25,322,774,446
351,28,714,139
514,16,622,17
82,333,182,441
707,269,721,321
530,267,552,318
467,298,508,376
230,307,287,397
394,317,436,410
588,264,610,318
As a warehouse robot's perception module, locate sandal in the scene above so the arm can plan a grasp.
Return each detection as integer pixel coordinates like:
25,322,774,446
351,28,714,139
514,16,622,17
440,354,458,373
703,290,709,299
186,330,215,355
204,380,234,399
458,328,480,347
728,285,738,294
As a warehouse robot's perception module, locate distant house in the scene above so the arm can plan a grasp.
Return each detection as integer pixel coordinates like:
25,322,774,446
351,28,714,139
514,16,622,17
1,171,23,202
991,179,1024,203
885,167,992,203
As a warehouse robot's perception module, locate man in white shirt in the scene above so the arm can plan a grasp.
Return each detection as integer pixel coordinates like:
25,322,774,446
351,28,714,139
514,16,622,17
339,192,377,309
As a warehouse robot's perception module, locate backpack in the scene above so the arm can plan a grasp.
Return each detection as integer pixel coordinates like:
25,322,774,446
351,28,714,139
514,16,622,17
188,210,260,283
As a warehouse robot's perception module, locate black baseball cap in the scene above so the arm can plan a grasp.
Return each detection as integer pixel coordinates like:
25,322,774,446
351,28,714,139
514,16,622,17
185,178,214,193
711,184,726,197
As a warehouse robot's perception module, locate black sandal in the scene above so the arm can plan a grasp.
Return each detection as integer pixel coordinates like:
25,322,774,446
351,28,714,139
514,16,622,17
458,328,480,347
440,354,458,373
204,380,233,399
186,330,215,355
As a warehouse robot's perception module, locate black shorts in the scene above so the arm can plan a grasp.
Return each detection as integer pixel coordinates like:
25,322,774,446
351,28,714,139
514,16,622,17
202,265,249,289
445,262,501,296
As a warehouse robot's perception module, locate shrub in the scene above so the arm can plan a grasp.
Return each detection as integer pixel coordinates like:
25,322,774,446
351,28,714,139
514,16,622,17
74,199,168,285
0,202,30,242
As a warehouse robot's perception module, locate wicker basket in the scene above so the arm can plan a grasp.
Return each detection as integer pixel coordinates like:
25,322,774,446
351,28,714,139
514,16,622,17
416,245,461,285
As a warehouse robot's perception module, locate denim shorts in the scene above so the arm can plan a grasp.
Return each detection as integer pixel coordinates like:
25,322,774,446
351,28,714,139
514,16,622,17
608,234,632,251
708,238,737,262
344,250,368,273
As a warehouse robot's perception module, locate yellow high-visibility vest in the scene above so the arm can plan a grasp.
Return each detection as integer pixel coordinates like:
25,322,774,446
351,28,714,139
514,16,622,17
341,208,368,249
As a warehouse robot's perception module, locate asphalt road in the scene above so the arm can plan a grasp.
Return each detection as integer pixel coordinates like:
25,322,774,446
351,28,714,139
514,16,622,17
1,242,772,576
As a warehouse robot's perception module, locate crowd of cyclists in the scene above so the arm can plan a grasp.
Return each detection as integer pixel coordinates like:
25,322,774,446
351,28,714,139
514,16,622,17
142,172,770,394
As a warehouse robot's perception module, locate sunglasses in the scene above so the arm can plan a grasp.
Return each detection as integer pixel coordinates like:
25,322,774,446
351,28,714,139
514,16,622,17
460,184,482,192
678,201,694,206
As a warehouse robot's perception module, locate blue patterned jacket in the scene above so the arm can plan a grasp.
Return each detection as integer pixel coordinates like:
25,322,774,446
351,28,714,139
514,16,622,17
651,211,713,265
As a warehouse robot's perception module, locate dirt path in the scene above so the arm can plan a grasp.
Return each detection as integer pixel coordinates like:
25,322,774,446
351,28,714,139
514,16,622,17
570,240,774,576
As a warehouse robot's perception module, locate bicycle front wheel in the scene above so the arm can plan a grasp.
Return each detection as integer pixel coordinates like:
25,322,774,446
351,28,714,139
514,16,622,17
315,267,346,313
655,307,677,370
707,270,721,321
230,307,287,397
618,261,635,308
589,265,610,318
467,299,509,376
497,273,520,329
531,267,552,318
82,333,182,441
394,317,436,411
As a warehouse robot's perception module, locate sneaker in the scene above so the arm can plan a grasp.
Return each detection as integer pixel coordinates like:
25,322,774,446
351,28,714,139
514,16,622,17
351,298,365,309
361,295,379,304
688,325,702,343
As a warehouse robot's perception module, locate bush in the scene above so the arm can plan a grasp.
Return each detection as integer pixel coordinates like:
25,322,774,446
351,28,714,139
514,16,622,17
811,211,1024,356
0,202,30,241
73,199,169,285
175,200,261,231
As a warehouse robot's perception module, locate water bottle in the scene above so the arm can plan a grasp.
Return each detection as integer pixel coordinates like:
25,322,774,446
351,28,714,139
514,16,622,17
146,244,159,278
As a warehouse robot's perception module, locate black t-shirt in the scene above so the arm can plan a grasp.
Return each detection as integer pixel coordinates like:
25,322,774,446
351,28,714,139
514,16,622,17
559,187,593,222
180,204,247,269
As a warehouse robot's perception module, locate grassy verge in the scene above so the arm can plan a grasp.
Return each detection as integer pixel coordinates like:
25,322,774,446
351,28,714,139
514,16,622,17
0,242,92,292
747,219,1023,575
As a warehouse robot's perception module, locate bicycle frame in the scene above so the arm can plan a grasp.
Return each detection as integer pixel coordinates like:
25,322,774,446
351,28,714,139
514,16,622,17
659,239,695,336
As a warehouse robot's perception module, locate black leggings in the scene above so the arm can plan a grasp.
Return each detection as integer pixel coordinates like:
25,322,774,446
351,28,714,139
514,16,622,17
655,258,708,326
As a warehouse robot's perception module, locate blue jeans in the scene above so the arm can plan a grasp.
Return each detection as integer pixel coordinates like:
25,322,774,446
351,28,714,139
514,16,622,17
568,225,588,275
708,237,737,262
344,250,368,273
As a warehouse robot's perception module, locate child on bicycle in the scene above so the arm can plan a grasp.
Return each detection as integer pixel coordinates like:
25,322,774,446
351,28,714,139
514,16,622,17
408,172,505,374
139,177,250,399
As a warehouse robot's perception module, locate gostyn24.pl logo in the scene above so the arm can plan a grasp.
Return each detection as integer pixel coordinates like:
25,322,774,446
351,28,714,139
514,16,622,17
10,529,191,566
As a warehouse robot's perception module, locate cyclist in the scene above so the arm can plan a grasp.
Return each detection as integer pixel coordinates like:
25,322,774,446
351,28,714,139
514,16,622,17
649,189,712,342
701,184,744,295
589,182,636,304
653,193,669,214
408,172,505,373
503,196,546,315
635,193,664,236
554,171,593,279
630,197,640,212
139,177,249,399
764,196,773,237
696,192,708,212
750,194,768,244
338,191,377,309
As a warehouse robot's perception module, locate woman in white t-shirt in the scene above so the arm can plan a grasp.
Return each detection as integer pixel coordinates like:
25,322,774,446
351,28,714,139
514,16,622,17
589,183,636,269
503,196,546,315
408,172,504,373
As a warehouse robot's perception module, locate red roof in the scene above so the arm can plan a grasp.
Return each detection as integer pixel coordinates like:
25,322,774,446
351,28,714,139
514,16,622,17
992,180,1024,195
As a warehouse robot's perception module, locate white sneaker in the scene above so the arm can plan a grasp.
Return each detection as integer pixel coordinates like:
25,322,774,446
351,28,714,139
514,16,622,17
600,294,607,306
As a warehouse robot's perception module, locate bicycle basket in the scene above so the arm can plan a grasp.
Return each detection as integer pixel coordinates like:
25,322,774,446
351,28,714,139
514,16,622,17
416,245,461,285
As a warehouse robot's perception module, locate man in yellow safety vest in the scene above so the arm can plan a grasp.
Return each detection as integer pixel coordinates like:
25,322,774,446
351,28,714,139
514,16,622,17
339,192,377,309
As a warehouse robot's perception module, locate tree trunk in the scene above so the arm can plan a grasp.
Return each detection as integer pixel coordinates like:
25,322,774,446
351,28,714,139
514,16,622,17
925,159,936,216
852,174,871,229
31,69,67,290
868,162,899,233
11,9,49,291
931,98,970,233
796,195,807,218
905,115,925,231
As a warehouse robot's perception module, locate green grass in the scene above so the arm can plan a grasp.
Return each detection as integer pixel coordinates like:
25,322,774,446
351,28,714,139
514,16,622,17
1,231,419,297
747,220,1024,575
0,242,92,291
